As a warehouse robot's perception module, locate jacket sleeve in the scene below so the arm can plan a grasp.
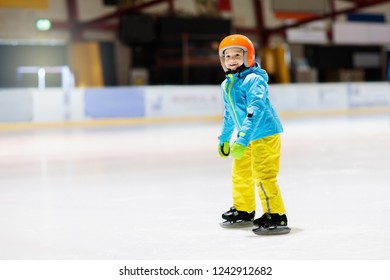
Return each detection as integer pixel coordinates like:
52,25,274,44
235,75,267,147
218,89,235,145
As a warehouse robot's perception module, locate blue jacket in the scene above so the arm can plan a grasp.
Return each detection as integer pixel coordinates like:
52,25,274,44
219,64,283,147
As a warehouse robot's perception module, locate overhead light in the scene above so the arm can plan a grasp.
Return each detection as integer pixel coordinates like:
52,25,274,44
35,18,52,31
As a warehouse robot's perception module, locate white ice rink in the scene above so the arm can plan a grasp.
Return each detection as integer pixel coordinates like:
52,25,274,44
1,114,390,260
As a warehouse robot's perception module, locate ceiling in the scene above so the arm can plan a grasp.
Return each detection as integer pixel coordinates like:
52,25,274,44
51,0,390,43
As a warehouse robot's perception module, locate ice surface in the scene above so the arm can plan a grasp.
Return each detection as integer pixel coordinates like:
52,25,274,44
1,114,390,260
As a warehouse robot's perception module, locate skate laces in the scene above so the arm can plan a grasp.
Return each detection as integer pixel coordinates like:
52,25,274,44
224,207,239,217
222,207,255,222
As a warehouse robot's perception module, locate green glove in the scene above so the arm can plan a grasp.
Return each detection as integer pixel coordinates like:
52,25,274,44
218,142,230,158
231,142,247,160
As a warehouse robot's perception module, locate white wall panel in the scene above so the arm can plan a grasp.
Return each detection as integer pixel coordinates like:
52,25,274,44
333,22,390,45
31,89,66,122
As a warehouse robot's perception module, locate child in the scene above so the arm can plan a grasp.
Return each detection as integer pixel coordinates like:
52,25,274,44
217,34,290,235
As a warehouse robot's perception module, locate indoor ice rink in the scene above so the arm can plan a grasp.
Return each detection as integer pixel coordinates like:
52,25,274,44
2,0,390,279
1,112,390,261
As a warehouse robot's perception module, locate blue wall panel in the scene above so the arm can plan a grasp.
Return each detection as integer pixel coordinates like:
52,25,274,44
84,87,145,118
347,13,386,23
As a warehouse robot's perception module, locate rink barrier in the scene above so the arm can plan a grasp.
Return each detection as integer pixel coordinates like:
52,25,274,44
0,115,222,130
1,107,390,131
0,82,389,130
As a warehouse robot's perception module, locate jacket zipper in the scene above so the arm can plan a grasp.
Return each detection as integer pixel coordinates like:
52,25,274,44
225,74,241,130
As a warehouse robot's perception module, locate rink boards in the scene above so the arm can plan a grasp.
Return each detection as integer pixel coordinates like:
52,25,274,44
0,82,390,129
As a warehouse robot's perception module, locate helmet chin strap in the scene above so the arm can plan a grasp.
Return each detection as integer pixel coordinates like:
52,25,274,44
225,64,247,75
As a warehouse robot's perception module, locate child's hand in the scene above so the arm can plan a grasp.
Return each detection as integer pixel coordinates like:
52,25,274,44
231,143,247,159
218,142,230,158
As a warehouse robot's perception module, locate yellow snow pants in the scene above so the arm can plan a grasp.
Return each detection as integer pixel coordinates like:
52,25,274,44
232,133,286,214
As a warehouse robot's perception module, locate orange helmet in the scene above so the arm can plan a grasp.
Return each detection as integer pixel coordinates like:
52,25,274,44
218,34,255,72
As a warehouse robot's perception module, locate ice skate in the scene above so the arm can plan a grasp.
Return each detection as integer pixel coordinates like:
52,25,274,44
220,207,255,228
252,213,291,235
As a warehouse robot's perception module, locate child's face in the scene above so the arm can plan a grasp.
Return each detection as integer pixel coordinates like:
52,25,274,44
223,48,244,71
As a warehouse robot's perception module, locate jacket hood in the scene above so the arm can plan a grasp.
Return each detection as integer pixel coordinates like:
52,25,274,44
227,63,268,82
242,63,268,82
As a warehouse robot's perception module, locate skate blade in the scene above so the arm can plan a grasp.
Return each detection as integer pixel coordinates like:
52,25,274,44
253,226,291,235
219,220,253,228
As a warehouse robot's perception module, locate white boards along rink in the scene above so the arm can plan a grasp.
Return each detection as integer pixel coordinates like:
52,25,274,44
0,82,390,127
